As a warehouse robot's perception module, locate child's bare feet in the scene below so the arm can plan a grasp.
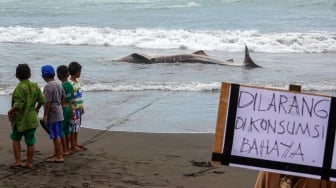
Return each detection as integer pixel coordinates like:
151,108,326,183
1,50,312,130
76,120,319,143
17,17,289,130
71,146,84,152
62,151,70,156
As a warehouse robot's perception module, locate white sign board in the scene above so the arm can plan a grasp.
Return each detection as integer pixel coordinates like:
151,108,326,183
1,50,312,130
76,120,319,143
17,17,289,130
233,86,330,166
215,84,336,180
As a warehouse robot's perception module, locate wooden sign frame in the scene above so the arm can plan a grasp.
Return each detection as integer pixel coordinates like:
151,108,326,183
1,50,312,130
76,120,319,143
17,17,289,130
212,82,336,180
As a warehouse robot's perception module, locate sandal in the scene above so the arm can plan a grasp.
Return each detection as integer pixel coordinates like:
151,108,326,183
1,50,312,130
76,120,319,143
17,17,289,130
10,163,22,169
46,158,64,163
46,154,55,158
22,164,33,169
78,145,88,151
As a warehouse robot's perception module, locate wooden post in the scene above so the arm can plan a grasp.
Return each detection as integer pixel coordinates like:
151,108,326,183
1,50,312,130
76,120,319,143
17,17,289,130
212,82,230,161
289,84,301,92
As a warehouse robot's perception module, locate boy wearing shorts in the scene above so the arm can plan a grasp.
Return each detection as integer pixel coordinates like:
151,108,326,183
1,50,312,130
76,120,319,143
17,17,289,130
41,65,65,163
57,65,73,155
68,61,85,151
8,64,45,169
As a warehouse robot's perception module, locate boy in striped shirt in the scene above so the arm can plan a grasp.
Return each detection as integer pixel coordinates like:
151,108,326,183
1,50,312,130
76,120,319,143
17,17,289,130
68,61,85,151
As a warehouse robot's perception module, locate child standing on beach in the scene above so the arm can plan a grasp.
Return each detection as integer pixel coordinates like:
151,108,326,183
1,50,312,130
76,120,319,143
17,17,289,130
68,61,85,151
56,65,73,155
8,64,45,169
41,65,65,163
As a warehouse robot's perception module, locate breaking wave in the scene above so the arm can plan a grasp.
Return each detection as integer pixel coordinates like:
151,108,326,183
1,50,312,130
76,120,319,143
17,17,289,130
0,26,335,53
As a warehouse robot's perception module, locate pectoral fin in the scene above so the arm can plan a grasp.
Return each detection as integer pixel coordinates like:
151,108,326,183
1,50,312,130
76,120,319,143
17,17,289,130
192,50,208,56
226,59,234,63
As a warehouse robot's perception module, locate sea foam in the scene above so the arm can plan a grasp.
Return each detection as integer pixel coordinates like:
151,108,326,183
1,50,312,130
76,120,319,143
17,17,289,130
1,81,336,96
0,26,335,53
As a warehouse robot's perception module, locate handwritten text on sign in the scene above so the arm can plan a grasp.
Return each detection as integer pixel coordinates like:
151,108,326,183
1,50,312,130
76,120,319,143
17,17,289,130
231,86,331,167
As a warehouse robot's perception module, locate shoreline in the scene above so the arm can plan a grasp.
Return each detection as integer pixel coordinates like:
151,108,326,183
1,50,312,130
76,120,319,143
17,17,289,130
0,90,219,134
0,114,258,187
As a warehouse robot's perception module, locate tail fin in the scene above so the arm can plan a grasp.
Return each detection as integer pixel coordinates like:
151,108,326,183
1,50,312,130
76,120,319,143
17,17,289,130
243,45,261,68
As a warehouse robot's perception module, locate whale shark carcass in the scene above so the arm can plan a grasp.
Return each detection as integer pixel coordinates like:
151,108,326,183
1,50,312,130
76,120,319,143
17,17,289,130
115,45,261,68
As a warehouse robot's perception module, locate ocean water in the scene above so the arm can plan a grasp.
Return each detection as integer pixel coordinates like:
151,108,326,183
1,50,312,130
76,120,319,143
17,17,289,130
0,0,335,133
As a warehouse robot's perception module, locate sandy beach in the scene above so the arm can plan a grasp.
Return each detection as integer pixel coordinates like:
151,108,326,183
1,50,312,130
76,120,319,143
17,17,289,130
0,114,258,187
0,0,335,187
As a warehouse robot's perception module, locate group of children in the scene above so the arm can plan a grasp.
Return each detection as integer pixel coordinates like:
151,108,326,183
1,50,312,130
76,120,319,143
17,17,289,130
7,62,85,169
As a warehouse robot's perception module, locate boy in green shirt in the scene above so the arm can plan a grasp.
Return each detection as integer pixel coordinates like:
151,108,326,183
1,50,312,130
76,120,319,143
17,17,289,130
8,64,45,169
57,65,74,155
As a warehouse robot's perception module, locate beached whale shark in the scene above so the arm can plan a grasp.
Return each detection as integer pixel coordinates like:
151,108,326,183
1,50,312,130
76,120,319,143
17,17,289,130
115,45,261,68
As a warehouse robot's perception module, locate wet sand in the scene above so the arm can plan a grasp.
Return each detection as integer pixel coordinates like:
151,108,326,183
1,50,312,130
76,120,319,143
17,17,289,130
0,114,258,187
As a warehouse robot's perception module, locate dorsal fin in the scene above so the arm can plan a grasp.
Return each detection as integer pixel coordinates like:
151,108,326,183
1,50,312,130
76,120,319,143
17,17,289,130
192,50,208,56
131,53,153,64
243,45,261,68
